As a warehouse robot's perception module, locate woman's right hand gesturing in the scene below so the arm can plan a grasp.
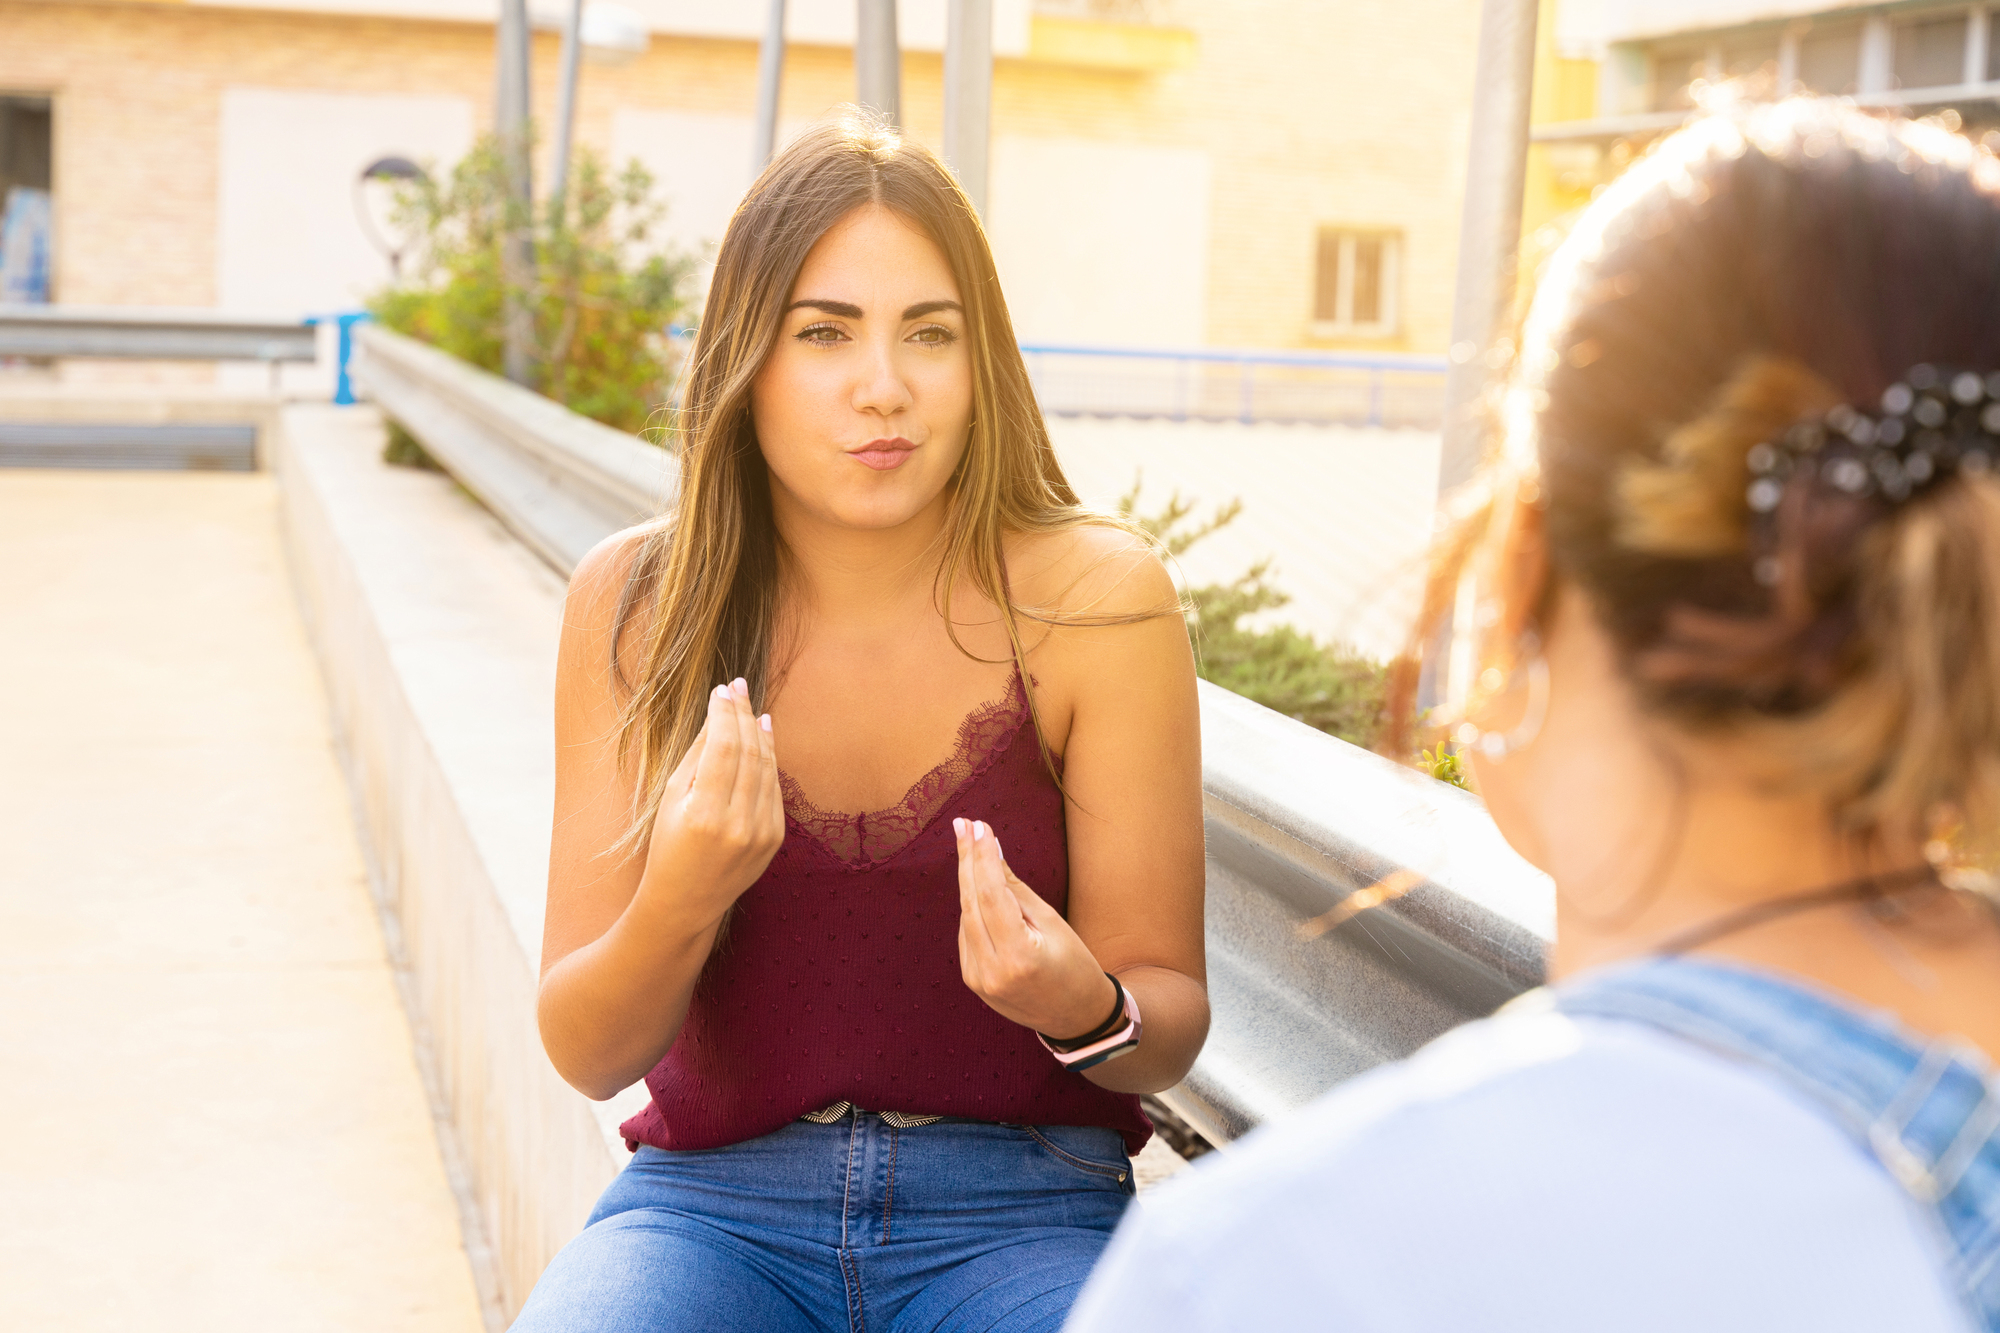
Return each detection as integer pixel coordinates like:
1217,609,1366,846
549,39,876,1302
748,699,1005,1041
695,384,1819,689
538,675,785,1100
640,678,786,926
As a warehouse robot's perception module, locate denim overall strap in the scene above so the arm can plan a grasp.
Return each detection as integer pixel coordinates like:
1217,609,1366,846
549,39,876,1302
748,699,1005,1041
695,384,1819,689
1554,958,2000,1331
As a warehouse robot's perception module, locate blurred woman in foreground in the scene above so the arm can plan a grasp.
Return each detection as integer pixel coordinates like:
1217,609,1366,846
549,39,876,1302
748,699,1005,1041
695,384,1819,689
1067,101,2000,1332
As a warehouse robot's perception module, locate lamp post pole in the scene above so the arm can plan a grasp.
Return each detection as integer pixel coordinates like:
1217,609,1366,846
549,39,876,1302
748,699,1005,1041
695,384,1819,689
856,0,901,125
943,0,993,216
754,0,788,172
550,0,585,211
1437,0,1540,495
494,0,536,386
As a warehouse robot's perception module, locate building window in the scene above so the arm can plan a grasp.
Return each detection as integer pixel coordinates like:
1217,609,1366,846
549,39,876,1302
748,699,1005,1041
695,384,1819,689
1650,32,1786,110
1720,32,1780,84
1894,11,1969,90
1797,20,1864,94
1638,9,1992,114
0,95,53,304
1651,41,1711,111
1313,229,1399,336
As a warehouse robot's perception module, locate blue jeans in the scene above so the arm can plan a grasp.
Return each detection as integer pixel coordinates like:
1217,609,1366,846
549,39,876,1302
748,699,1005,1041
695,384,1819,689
510,1113,1135,1332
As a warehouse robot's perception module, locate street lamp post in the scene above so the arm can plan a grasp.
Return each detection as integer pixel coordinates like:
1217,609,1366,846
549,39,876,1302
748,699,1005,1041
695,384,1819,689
550,0,585,211
1437,0,1540,495
856,0,901,126
943,0,993,217
754,0,788,172
494,0,536,387
354,155,429,282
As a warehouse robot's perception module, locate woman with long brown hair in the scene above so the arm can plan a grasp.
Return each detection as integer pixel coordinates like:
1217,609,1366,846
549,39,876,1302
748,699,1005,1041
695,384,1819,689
1070,99,2000,1332
509,110,1207,1331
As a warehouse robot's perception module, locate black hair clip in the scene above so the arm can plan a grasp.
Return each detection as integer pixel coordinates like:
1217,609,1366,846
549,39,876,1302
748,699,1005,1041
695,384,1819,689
1744,364,1999,583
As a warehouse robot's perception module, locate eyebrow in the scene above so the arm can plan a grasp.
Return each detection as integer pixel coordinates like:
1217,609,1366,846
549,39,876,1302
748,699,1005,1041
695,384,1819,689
785,298,964,320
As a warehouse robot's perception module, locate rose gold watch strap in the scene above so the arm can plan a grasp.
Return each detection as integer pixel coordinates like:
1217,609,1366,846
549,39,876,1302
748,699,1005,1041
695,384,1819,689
1037,984,1142,1068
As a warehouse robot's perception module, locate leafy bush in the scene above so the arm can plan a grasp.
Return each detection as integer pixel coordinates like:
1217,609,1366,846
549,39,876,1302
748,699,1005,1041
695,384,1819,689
381,420,438,471
1119,480,1390,749
1418,743,1471,791
368,132,699,445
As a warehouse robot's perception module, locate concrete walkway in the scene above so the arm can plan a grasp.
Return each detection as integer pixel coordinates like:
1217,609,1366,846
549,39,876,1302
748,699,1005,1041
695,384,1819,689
0,470,487,1330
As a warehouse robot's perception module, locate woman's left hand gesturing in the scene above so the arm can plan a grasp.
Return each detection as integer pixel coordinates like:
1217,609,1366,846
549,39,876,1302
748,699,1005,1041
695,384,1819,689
954,817,1120,1041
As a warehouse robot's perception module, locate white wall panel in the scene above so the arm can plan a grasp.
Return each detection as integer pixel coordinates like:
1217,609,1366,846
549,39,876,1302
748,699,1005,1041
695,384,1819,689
986,136,1211,349
609,107,762,297
217,88,474,392
1052,419,1440,663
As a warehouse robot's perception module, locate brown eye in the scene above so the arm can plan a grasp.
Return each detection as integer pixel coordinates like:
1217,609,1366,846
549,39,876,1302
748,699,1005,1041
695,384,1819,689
910,325,958,346
795,323,845,344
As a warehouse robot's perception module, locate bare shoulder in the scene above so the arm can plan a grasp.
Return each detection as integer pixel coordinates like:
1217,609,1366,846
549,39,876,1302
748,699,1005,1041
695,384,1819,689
564,522,660,635
1007,520,1193,738
558,524,662,701
1007,519,1178,621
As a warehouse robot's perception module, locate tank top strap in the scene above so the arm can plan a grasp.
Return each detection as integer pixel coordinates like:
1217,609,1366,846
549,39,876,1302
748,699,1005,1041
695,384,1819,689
1554,957,2000,1330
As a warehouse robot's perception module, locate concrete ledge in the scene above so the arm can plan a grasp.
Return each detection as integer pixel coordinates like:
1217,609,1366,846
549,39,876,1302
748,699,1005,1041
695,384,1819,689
352,325,673,575
273,403,647,1320
0,384,286,460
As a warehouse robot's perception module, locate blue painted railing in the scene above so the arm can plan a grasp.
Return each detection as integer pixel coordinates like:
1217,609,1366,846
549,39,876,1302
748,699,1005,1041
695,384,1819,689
1019,343,1448,429
339,320,1449,430
326,311,373,406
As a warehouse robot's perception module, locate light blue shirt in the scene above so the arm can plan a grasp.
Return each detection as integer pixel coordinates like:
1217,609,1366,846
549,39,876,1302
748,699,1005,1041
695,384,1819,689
1067,999,1972,1332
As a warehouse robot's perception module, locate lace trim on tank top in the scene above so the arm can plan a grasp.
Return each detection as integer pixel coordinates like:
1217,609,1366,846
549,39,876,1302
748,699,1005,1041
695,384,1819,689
778,669,1032,871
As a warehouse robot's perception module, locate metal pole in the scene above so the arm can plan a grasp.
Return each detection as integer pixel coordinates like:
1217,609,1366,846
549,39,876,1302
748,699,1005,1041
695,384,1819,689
754,0,788,172
1437,0,1539,494
550,0,584,212
942,0,992,215
495,0,536,386
856,0,901,126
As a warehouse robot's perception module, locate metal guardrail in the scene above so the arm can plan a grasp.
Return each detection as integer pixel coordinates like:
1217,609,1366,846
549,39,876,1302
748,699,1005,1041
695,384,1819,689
1020,343,1450,429
1181,685,1550,1142
351,324,673,572
0,422,258,472
0,304,318,362
352,332,1554,1146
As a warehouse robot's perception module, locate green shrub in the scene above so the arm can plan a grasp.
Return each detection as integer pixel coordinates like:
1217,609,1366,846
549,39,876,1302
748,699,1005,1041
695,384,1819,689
380,420,439,470
1418,743,1471,791
1119,480,1389,749
368,132,699,457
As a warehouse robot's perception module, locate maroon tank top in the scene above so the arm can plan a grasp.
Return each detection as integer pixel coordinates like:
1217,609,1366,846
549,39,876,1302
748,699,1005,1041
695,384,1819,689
619,671,1153,1156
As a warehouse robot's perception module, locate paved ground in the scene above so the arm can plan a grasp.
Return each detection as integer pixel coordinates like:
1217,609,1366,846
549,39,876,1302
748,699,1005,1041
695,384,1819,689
0,470,487,1331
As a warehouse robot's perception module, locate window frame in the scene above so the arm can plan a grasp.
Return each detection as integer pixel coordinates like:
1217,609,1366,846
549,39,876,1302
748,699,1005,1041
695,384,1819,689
1890,5,1980,92
0,91,56,306
1648,39,1717,111
1310,227,1401,340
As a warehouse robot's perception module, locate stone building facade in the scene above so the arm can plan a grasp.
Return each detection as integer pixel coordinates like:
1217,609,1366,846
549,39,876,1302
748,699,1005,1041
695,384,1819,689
0,0,1483,370
1525,0,2000,236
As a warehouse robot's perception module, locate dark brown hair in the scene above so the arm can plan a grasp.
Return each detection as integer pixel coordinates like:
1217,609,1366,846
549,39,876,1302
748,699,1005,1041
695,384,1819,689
1397,101,2000,860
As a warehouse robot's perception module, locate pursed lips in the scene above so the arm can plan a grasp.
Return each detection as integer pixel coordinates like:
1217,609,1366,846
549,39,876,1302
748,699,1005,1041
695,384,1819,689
847,437,919,471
